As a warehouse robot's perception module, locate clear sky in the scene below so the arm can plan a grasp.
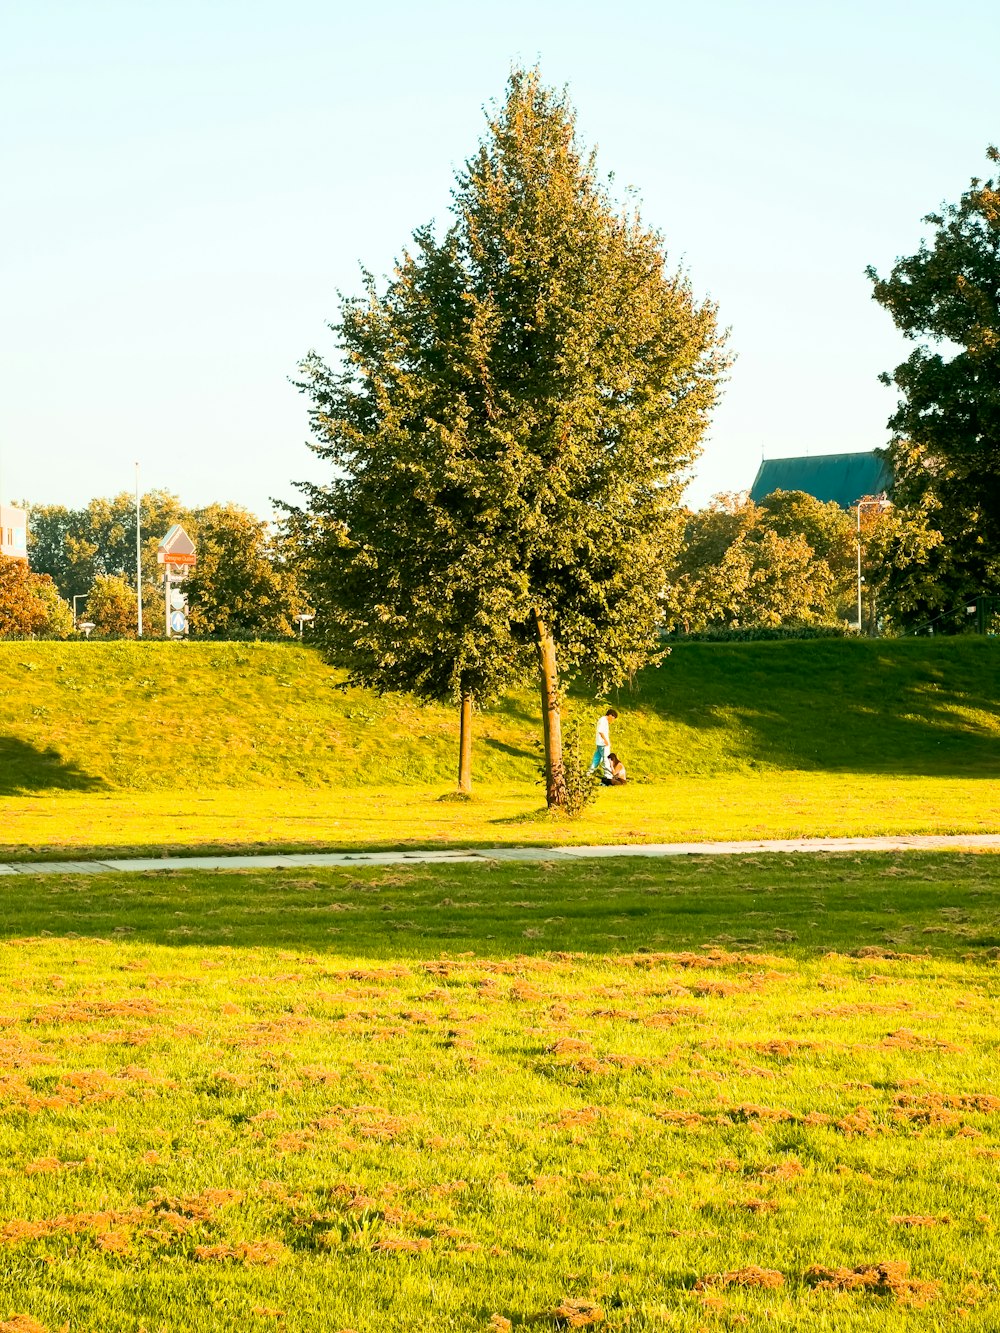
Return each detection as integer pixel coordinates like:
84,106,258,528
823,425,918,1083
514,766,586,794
2,0,997,518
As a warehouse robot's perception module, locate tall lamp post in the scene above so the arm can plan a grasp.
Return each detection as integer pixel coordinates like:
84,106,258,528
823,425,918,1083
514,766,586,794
856,497,891,634
135,462,143,637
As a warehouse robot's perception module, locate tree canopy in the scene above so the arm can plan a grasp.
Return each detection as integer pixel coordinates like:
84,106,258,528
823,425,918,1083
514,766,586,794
296,227,527,791
0,557,71,638
185,504,304,639
299,69,728,802
85,575,138,638
27,493,302,640
662,492,847,633
29,491,186,603
867,147,1000,627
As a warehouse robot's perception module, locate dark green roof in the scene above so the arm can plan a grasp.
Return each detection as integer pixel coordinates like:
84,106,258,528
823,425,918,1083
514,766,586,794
749,452,892,509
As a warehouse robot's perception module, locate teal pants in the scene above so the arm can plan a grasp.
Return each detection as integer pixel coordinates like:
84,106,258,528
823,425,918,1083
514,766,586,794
588,744,610,776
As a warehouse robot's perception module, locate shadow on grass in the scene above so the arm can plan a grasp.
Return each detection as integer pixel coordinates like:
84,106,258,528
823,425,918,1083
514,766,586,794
482,737,539,762
0,736,106,795
489,805,551,826
2,853,998,962
610,640,1000,780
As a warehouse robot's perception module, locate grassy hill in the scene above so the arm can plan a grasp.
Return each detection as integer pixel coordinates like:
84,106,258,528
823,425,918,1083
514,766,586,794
1,638,999,795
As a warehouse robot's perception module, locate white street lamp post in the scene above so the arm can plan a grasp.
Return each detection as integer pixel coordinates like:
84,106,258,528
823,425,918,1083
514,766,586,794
135,462,143,638
856,505,863,630
72,593,90,629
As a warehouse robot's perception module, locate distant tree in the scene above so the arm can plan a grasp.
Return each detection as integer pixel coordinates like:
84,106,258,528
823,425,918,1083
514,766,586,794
185,504,299,638
26,491,311,639
85,575,138,638
863,444,1000,633
0,557,60,637
759,490,855,591
663,494,839,631
24,505,82,599
299,69,728,804
28,491,190,606
867,147,1000,627
33,578,74,637
272,507,323,613
756,488,884,624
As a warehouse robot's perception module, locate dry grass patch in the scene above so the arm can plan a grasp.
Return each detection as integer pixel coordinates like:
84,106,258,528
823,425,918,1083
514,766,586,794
804,1260,940,1306
695,1267,785,1290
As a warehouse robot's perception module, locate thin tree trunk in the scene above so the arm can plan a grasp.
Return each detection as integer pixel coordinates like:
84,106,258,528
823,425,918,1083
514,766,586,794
534,610,566,809
457,686,473,794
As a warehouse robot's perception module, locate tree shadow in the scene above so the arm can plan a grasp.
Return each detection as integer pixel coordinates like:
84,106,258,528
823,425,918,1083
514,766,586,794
482,737,539,762
489,692,539,725
0,853,995,959
0,736,106,794
621,641,1000,779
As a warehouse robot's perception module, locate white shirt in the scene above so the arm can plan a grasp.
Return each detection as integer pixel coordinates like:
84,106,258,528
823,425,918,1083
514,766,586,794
596,715,610,747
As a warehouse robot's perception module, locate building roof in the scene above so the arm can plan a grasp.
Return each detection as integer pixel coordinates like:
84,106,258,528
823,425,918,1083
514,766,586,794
749,451,892,509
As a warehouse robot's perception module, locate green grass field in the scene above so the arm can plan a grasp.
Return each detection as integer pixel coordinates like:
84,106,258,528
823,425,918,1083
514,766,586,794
2,774,1000,863
2,638,999,857
1,852,999,1331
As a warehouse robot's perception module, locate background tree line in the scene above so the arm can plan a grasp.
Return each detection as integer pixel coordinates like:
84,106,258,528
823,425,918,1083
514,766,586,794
679,143,1000,639
7,76,995,816
0,493,309,639
661,488,905,636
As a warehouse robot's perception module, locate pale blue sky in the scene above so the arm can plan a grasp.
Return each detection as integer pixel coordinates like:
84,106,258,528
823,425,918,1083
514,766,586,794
2,0,996,517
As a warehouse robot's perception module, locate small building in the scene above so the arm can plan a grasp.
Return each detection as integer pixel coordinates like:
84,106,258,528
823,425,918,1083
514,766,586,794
0,503,28,560
749,451,891,509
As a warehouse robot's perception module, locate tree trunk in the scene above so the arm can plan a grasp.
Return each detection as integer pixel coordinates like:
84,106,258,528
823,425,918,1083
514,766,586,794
534,610,566,809
457,685,473,794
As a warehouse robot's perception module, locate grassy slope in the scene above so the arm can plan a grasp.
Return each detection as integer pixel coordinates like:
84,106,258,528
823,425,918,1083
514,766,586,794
0,853,999,1331
2,638,1000,794
2,639,999,856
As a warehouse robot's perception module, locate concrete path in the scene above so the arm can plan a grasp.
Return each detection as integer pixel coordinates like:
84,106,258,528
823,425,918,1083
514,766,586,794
1,832,999,876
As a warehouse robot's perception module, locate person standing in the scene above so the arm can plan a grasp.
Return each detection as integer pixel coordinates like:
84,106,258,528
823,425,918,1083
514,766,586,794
588,707,618,780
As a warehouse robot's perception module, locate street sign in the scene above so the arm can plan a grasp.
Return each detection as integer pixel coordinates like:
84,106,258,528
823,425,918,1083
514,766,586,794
157,524,196,567
158,525,196,638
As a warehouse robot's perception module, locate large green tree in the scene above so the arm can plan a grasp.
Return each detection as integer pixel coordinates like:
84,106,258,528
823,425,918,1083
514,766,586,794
867,147,1000,627
296,226,528,793
300,70,728,804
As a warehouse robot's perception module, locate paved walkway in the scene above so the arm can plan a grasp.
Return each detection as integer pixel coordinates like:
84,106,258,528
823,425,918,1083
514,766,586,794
1,832,999,876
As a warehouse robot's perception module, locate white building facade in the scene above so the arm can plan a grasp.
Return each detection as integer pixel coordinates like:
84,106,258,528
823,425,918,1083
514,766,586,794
0,503,28,560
